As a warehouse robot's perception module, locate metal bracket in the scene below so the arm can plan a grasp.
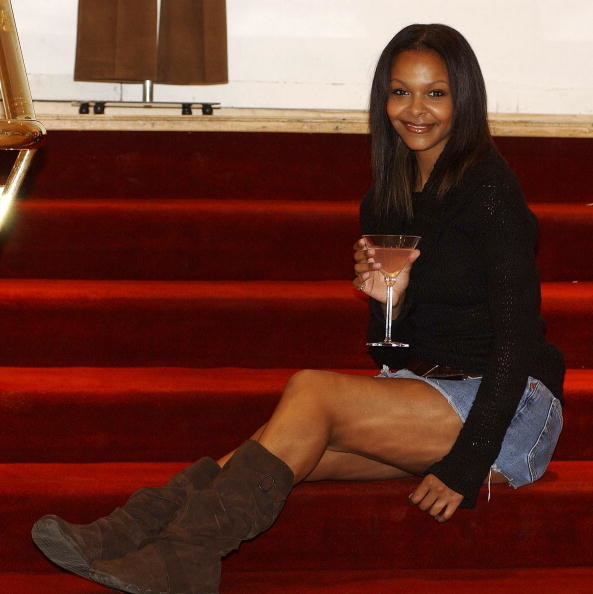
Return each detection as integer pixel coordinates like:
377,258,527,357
74,101,220,116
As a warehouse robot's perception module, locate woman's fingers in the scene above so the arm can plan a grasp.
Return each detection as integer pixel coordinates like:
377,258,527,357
353,270,373,289
353,271,369,288
353,237,369,251
409,474,463,522
354,260,380,275
353,271,385,301
353,242,380,276
353,239,421,303
434,502,457,523
399,249,421,274
407,248,421,266
354,247,375,264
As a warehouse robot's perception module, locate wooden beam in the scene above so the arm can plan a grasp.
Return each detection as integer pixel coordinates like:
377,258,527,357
34,103,593,138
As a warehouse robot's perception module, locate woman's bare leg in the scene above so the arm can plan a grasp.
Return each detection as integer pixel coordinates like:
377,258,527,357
218,423,411,481
254,369,462,482
219,370,507,484
257,369,511,485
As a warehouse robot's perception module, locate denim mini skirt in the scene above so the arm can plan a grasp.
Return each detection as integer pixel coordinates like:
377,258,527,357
378,366,563,488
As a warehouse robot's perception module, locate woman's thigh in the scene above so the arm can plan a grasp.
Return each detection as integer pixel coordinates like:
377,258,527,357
284,369,464,476
305,449,413,481
218,422,412,481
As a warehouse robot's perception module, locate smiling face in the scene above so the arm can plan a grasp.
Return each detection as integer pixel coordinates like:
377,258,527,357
387,50,454,170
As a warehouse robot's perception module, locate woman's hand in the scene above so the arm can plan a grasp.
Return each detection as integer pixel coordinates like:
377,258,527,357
408,473,464,522
352,237,420,305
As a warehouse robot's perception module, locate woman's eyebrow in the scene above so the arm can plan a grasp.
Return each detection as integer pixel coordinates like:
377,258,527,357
390,77,449,84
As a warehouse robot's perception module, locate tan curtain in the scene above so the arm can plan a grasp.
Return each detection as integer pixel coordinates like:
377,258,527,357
157,0,227,84
75,0,228,85
74,0,158,83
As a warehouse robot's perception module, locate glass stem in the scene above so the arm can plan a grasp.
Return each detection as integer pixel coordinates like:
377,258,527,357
385,281,394,343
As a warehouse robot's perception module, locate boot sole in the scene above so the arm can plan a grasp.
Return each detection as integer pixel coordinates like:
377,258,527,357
31,516,91,579
90,568,144,593
90,567,218,594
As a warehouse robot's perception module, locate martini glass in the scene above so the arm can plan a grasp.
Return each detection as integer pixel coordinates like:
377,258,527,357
364,234,421,347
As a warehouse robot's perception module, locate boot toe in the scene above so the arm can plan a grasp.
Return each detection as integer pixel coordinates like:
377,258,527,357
31,515,93,578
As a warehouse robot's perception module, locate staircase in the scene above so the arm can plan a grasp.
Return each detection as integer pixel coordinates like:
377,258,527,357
1,130,592,593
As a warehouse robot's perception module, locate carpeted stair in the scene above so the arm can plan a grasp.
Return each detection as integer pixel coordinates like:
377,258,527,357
1,131,592,592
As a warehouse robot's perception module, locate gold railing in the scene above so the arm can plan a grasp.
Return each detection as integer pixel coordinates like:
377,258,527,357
0,0,45,228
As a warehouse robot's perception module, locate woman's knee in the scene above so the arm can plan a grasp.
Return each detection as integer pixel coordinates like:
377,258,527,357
284,369,324,394
281,369,335,407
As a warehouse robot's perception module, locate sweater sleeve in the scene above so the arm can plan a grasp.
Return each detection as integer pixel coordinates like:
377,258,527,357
426,176,541,507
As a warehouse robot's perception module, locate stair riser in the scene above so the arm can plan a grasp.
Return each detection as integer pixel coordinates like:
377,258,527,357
2,202,591,282
7,463,592,573
2,389,278,463
16,132,593,203
0,283,590,368
6,568,593,594
0,201,359,282
0,287,366,368
1,370,589,463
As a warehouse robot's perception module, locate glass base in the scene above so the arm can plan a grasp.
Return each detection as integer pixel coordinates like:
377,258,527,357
366,341,409,348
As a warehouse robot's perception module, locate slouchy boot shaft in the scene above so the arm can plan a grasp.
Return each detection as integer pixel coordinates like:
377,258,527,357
31,457,220,579
90,441,294,594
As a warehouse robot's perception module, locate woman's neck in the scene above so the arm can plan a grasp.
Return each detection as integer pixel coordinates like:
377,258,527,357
414,144,446,191
414,154,434,191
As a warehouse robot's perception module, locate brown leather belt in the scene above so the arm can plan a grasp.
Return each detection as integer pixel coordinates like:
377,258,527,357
406,358,482,380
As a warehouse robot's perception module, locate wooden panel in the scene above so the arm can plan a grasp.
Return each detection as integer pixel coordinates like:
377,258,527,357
34,103,593,138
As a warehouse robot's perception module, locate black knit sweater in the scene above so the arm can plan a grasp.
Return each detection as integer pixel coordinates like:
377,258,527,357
360,148,565,507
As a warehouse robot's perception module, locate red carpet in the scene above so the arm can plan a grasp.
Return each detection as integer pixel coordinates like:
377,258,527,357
1,199,592,281
1,368,591,462
4,461,593,574
2,130,592,592
5,568,593,594
0,279,591,368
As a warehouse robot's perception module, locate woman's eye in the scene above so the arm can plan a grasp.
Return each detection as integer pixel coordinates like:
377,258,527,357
390,88,408,96
428,89,446,98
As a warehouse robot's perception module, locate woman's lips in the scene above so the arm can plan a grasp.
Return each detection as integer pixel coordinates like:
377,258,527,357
403,122,434,134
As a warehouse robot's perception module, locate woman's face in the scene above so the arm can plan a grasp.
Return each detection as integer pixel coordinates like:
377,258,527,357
386,50,453,166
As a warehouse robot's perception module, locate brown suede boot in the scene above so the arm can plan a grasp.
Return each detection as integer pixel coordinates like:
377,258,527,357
89,440,294,594
31,457,220,579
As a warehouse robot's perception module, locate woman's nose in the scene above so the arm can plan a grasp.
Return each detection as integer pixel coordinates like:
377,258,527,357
409,94,427,116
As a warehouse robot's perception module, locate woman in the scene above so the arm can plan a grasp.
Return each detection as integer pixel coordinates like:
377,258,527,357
32,24,564,594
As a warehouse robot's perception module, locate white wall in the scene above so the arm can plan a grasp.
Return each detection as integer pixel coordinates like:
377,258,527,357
12,0,593,114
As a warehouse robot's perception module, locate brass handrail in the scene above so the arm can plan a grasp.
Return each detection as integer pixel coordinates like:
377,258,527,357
0,0,46,229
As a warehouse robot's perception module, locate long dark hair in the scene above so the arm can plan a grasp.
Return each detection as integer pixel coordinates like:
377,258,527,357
369,24,496,219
